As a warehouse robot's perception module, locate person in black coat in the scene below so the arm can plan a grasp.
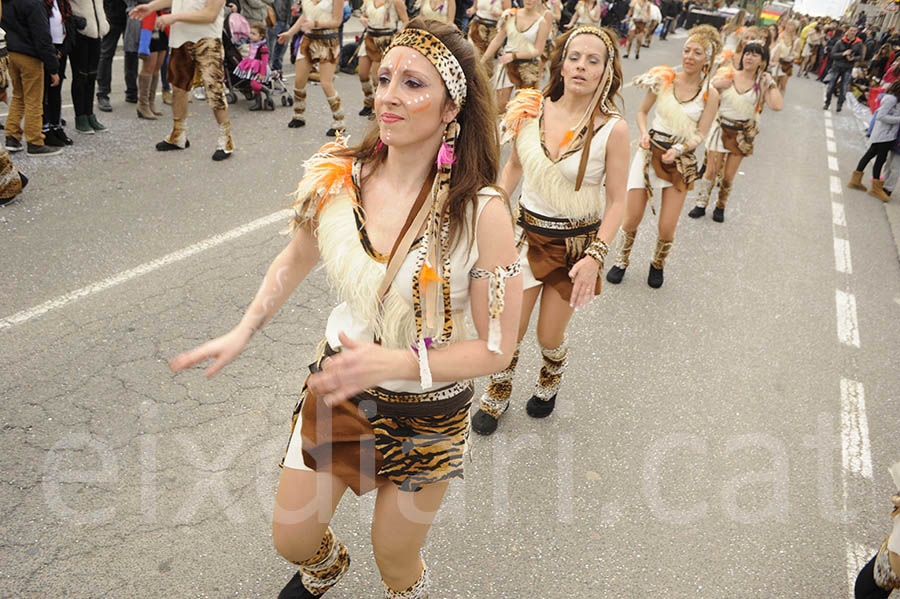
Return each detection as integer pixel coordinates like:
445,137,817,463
824,25,863,112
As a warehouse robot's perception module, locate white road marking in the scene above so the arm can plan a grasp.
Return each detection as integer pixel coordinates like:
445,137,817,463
832,202,847,226
828,155,840,172
840,378,873,479
845,542,875,599
826,127,835,139
835,290,861,348
830,175,843,194
827,140,837,153
834,237,853,274
0,209,292,331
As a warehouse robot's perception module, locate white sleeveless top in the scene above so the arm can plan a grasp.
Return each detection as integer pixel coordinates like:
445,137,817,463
503,9,541,54
515,98,619,220
419,0,451,23
718,80,758,121
364,0,398,29
651,87,705,133
574,2,600,25
169,0,224,47
302,0,334,24
319,173,500,393
475,0,501,21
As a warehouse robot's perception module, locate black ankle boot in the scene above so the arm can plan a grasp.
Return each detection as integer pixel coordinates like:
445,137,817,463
647,265,664,288
358,105,373,117
606,265,626,284
249,95,263,111
471,409,500,435
288,118,306,128
526,395,556,418
688,206,706,218
712,207,725,222
278,572,318,599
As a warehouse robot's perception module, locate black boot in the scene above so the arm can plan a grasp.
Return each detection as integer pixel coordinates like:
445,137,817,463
526,394,556,418
606,265,626,284
712,207,725,222
647,265,664,288
688,206,706,218
278,572,318,599
249,94,263,111
471,409,500,435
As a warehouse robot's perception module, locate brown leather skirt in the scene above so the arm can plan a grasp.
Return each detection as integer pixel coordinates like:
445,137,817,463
364,29,395,63
507,58,542,89
469,17,497,56
519,208,602,301
281,345,472,495
299,29,340,64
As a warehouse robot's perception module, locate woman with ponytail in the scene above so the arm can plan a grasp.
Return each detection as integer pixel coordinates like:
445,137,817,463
472,25,628,435
606,24,721,288
168,18,522,599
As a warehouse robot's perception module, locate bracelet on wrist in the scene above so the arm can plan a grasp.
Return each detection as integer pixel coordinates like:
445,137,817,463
585,238,609,270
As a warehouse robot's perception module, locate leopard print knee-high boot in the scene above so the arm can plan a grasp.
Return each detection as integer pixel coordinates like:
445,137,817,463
713,178,733,223
647,237,674,289
688,176,715,218
289,88,307,127
525,338,568,418
383,564,429,599
359,80,375,117
606,228,636,284
326,94,345,136
280,527,350,598
471,344,521,436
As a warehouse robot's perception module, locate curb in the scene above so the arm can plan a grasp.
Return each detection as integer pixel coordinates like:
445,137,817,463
885,201,900,265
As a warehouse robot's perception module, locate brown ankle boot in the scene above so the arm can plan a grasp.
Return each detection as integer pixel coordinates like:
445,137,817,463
868,178,891,202
137,74,157,120
149,74,163,116
847,170,867,191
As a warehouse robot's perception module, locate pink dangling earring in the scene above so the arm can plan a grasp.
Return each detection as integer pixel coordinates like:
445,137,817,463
435,128,456,170
376,139,385,151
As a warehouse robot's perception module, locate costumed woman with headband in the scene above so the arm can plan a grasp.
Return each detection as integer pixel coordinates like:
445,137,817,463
356,0,409,118
622,0,651,59
472,25,628,435
278,0,346,135
689,42,782,223
466,0,511,62
481,0,551,112
169,19,522,599
606,24,721,289
769,19,799,94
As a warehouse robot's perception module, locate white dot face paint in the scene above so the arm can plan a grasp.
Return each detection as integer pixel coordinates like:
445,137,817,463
374,46,447,148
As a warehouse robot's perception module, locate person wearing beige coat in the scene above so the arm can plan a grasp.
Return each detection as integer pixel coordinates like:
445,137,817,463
68,0,111,132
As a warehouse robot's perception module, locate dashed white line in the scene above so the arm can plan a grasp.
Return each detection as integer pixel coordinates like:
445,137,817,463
830,175,843,194
832,202,847,226
840,378,873,479
835,289,861,348
834,237,853,274
829,155,840,172
826,127,835,139
0,209,292,331
827,140,837,153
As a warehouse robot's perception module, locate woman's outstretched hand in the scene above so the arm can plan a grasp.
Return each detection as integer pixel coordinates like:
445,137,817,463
169,327,253,379
308,332,413,407
568,255,600,309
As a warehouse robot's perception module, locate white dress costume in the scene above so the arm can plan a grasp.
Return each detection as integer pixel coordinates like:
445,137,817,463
706,76,759,154
492,9,542,91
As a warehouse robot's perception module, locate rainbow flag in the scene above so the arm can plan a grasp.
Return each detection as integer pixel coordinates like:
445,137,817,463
760,8,785,24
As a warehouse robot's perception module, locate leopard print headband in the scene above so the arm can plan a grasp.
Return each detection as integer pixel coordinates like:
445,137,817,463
561,26,620,118
386,28,467,108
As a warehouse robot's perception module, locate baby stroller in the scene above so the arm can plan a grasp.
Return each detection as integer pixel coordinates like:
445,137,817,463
222,17,293,109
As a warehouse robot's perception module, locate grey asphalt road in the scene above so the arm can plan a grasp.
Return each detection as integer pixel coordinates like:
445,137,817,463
2,27,900,598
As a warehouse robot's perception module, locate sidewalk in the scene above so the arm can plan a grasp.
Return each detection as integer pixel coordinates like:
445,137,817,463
846,90,900,263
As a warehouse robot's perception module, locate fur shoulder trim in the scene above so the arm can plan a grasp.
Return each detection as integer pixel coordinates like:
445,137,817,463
713,64,734,81
500,89,544,144
285,138,354,235
633,65,676,94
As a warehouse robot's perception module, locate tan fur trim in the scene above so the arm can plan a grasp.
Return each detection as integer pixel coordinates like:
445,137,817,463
654,86,702,142
515,118,605,220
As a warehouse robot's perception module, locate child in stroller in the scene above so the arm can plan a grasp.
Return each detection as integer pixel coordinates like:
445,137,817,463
223,19,293,109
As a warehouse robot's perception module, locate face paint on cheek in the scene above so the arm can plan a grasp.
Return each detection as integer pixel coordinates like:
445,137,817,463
408,92,432,114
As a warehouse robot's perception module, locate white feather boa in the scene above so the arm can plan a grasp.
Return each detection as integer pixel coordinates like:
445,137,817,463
315,192,418,350
515,118,604,220
654,86,703,145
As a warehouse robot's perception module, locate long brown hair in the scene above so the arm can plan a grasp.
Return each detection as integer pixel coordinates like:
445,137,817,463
542,27,623,190
335,18,500,250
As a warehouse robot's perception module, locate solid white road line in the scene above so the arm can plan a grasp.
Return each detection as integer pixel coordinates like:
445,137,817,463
0,209,292,331
835,289,861,348
840,378,873,479
834,237,853,274
829,155,840,172
831,175,843,195
832,202,847,227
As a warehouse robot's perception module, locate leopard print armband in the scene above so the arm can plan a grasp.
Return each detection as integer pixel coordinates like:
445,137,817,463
585,239,609,272
470,259,522,354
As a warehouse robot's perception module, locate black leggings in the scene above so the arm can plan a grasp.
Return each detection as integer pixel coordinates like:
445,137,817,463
857,141,894,179
43,44,68,127
69,33,101,117
855,554,892,599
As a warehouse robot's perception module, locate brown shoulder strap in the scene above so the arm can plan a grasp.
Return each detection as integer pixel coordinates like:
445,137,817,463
377,168,437,301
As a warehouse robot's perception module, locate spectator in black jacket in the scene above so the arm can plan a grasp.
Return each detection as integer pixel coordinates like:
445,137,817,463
824,25,862,112
659,0,678,40
1,0,63,155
